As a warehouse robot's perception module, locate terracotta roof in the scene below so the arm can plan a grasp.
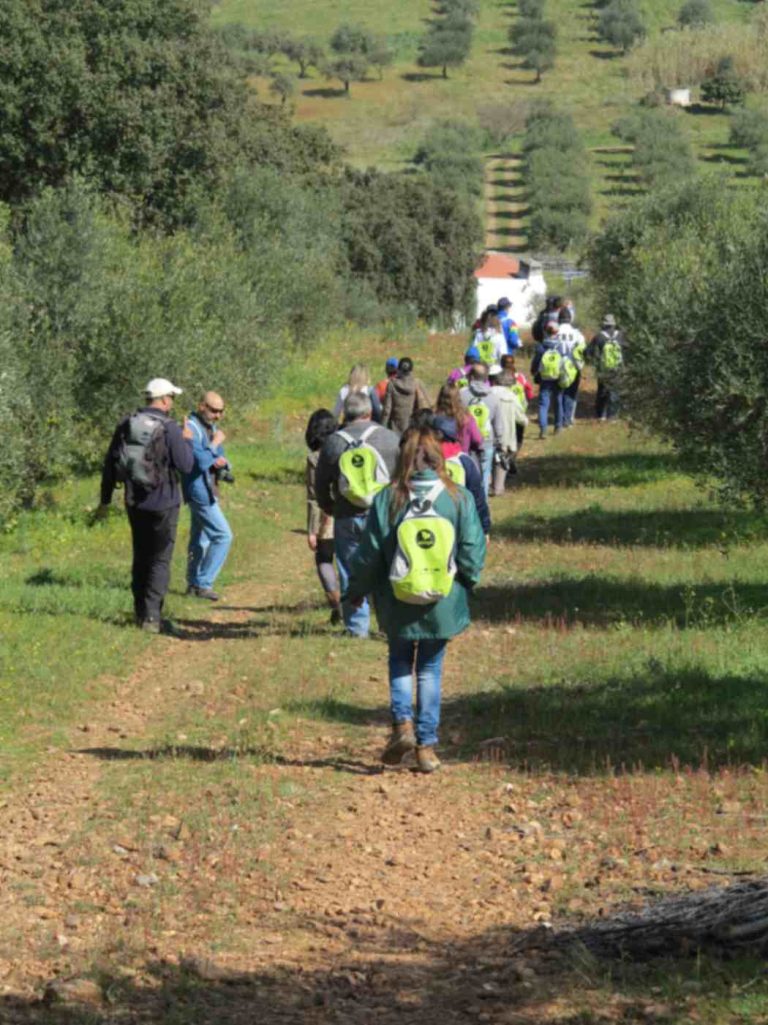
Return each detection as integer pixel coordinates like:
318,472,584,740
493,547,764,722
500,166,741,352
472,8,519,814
474,252,520,279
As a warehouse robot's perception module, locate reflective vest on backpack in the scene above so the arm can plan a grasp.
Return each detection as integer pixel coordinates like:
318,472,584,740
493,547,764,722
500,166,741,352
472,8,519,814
389,481,457,605
510,381,526,407
476,338,496,365
337,426,390,508
539,349,562,382
572,340,586,369
467,395,491,440
600,338,623,373
444,454,466,487
559,356,578,390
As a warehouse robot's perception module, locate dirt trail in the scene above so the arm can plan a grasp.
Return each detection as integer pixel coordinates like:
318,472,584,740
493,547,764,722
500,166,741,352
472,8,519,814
2,441,766,1023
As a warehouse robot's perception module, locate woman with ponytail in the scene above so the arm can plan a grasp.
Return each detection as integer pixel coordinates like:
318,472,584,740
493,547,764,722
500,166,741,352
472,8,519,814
346,426,486,773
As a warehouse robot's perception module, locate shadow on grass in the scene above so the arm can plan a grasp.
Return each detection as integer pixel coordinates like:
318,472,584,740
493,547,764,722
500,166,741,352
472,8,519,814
701,152,747,166
589,48,620,59
443,663,768,772
401,71,443,82
78,745,381,775
685,103,722,116
471,574,768,631
493,505,767,548
516,450,681,489
600,186,642,198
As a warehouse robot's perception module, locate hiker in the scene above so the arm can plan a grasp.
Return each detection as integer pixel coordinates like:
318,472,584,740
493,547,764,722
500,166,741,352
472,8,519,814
375,357,399,403
315,392,399,637
531,323,565,438
497,296,522,354
99,378,193,633
587,314,626,421
381,357,431,435
434,382,483,462
431,415,491,535
346,425,486,773
305,409,342,625
460,364,503,497
333,364,382,424
473,305,505,367
447,345,481,389
500,355,533,450
488,367,528,497
531,296,562,344
555,308,586,428
183,391,234,602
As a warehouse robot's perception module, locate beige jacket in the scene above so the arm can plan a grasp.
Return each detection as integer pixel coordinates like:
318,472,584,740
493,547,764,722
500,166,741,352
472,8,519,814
306,452,334,539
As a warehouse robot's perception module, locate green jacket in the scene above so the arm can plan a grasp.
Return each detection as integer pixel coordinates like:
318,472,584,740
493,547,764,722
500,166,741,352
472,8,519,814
347,470,486,641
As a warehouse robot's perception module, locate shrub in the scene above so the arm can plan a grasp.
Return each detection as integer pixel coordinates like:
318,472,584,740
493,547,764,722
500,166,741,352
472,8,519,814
701,56,747,110
598,0,646,52
587,178,768,505
511,15,557,83
613,109,695,187
678,0,713,29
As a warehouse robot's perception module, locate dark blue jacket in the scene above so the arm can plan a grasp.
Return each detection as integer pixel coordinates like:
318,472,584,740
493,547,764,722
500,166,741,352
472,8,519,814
459,453,491,534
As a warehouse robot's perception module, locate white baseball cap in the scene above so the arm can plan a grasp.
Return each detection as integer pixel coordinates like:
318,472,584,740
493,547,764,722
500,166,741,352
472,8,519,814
145,377,183,398
488,364,503,376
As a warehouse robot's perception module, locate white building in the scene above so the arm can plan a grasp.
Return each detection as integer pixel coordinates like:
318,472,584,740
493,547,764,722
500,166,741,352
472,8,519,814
474,253,546,326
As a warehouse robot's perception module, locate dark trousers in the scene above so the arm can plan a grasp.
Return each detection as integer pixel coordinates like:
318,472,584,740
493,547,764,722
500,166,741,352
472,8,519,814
596,380,620,420
127,505,180,623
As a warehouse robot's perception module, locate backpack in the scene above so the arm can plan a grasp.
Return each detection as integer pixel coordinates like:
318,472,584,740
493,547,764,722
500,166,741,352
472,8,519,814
600,336,623,373
114,411,168,489
572,340,587,369
510,381,526,407
389,481,457,605
476,338,496,365
337,426,390,508
466,394,491,440
559,356,578,390
539,349,562,382
444,454,466,487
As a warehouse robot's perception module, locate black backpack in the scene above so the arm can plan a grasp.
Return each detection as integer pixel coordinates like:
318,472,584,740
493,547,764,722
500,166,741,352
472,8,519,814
114,411,168,489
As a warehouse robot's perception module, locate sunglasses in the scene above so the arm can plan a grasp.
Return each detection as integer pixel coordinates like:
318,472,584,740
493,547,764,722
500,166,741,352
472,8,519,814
205,403,225,414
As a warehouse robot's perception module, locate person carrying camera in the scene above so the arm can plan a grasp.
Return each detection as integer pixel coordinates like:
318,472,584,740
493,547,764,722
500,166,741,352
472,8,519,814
183,391,234,601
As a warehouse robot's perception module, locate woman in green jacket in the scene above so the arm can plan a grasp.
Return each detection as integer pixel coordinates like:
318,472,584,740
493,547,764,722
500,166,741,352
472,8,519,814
347,426,486,773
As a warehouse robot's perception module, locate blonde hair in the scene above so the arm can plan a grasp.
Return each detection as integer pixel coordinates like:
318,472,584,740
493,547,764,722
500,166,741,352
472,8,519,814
347,363,370,392
390,426,458,520
436,382,468,429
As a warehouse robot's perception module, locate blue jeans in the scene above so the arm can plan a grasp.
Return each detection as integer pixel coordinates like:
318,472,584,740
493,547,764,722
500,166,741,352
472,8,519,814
562,372,580,426
480,440,494,497
388,637,448,747
538,381,563,433
335,514,370,637
187,498,233,590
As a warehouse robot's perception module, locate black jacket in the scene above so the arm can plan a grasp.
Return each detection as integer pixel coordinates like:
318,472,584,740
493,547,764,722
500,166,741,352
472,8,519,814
101,407,193,512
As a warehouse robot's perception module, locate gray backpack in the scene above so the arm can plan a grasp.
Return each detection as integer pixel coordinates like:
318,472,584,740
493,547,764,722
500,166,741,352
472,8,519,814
114,411,167,489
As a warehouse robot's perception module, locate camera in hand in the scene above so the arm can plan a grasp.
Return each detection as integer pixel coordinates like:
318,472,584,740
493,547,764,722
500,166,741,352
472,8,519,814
214,464,235,485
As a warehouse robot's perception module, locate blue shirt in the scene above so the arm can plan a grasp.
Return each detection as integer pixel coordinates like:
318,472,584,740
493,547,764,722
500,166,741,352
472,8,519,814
499,310,522,353
182,413,225,505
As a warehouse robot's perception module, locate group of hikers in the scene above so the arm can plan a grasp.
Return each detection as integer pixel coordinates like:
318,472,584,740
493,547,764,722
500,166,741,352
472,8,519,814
99,296,625,774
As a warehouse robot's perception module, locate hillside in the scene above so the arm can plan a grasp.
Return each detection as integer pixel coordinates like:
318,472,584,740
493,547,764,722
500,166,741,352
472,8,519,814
212,0,759,251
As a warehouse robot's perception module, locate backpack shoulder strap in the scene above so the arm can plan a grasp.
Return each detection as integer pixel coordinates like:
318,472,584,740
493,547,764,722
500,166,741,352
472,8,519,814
359,425,378,443
337,429,354,447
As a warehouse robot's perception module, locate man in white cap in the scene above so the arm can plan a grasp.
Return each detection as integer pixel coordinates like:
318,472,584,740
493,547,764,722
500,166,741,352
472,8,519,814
100,378,194,632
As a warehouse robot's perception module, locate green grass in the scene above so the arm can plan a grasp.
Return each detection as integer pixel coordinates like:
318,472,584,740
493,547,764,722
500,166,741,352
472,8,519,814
5,329,768,1022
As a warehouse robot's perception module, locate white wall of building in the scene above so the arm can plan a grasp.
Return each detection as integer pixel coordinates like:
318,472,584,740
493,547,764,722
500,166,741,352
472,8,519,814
475,273,546,326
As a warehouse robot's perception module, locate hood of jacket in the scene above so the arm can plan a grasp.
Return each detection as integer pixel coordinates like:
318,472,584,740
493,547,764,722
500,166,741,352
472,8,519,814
468,381,491,398
392,375,416,397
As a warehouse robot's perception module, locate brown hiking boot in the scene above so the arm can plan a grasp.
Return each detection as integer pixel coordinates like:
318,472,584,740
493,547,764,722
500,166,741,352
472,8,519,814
416,746,441,774
381,720,416,765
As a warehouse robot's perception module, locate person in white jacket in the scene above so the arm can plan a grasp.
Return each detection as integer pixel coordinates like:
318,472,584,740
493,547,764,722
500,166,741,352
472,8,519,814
555,308,586,428
488,367,529,497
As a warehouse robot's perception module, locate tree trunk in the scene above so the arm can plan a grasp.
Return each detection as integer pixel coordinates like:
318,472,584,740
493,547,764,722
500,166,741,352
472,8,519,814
442,65,448,79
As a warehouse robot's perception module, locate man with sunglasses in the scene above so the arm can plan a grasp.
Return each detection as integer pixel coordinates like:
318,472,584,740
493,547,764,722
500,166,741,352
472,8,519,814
182,391,234,601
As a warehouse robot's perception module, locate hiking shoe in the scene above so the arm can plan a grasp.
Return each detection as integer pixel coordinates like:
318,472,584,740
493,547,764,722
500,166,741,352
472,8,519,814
139,619,161,634
188,586,220,601
538,429,547,440
329,606,342,626
416,746,441,774
382,721,416,766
